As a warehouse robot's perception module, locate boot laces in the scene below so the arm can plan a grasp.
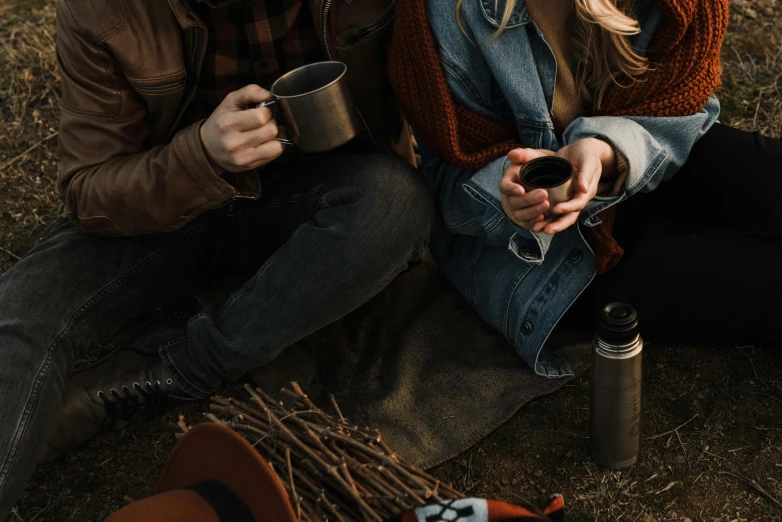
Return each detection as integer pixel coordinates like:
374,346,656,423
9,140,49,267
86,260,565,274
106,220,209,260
97,380,172,421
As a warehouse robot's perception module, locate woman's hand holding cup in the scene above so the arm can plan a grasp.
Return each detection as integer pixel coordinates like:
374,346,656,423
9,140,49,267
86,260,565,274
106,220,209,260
500,138,616,235
499,148,554,230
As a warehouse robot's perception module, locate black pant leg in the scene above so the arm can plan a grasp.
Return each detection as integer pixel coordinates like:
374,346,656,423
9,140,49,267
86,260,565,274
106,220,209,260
631,123,782,238
570,124,782,348
595,231,782,348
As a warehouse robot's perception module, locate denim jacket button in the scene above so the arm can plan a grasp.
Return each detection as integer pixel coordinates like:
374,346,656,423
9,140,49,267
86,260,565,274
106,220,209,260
521,248,535,260
521,321,533,334
568,249,583,264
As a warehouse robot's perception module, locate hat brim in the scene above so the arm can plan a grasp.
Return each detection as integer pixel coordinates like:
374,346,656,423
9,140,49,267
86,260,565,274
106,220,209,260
157,423,297,522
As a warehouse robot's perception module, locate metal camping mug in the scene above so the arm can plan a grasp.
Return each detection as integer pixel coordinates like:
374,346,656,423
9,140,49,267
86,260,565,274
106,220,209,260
519,156,575,218
257,61,363,153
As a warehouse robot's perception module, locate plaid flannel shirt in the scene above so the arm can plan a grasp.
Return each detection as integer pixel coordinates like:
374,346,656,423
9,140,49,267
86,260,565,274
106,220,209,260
182,0,324,129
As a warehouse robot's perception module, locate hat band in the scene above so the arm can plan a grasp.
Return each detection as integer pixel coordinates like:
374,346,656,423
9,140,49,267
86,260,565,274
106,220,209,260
185,479,255,522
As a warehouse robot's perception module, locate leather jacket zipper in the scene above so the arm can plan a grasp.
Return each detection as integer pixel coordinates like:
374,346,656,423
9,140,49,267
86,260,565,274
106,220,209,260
190,26,199,73
161,26,203,144
213,192,256,214
348,7,395,44
321,0,334,60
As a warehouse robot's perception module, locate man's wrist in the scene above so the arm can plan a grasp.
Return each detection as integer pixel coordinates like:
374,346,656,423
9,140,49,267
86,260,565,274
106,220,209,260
198,120,226,176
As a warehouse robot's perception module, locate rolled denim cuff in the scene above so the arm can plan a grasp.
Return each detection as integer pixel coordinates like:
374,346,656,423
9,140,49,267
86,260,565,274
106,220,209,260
159,334,211,399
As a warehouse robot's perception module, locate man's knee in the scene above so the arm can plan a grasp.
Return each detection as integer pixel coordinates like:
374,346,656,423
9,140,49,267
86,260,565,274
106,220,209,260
345,154,433,257
350,155,432,225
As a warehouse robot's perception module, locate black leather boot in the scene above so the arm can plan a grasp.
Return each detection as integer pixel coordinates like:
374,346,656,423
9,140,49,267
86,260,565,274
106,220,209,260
41,347,190,461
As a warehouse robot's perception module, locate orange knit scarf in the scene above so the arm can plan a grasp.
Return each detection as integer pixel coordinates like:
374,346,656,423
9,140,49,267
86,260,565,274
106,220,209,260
388,0,728,274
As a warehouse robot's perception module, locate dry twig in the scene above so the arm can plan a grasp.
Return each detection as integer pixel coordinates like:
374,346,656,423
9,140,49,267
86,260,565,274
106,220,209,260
176,415,190,433
0,131,58,172
187,383,463,521
719,469,782,512
0,246,21,261
648,414,699,440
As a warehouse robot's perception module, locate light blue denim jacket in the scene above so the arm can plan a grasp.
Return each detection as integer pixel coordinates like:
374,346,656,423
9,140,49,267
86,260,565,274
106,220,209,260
422,0,720,376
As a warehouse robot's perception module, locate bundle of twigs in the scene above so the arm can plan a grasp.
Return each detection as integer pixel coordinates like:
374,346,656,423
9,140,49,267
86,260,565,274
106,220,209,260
186,382,463,521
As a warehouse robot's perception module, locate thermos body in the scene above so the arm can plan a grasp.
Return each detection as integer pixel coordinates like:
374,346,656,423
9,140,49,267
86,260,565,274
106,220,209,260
591,335,643,469
590,303,643,470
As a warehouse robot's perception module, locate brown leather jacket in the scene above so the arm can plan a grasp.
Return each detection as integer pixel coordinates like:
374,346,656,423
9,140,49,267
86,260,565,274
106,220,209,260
55,0,412,236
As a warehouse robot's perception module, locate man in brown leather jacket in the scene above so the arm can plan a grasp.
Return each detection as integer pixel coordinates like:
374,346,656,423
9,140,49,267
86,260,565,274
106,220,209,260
0,0,432,515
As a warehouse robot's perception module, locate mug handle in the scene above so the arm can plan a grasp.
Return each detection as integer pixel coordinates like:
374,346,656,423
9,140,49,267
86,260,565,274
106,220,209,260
256,97,294,146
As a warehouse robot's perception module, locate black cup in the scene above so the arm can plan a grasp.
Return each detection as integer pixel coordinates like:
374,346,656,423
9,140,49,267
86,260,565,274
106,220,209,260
519,156,573,188
518,156,575,217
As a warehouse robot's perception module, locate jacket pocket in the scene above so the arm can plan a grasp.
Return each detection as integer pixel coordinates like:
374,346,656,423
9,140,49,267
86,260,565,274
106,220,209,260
129,72,188,144
127,71,187,95
335,1,396,46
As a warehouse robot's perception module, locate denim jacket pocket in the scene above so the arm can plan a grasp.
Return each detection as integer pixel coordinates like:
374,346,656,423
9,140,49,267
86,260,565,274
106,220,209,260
479,0,530,28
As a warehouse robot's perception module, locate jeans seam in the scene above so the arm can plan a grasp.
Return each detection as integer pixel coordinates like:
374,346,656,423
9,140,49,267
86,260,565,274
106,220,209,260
215,221,315,325
317,189,332,210
214,187,332,326
464,242,487,304
0,224,213,491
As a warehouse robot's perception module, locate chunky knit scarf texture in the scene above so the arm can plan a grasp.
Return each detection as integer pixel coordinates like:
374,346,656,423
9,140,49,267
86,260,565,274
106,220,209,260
388,0,728,274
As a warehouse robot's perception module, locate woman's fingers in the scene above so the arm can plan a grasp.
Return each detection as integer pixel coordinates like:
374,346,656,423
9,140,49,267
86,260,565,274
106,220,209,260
532,219,548,233
500,163,524,197
542,210,580,235
521,215,546,229
513,200,550,222
551,189,591,215
502,148,553,197
507,189,547,209
507,147,548,164
576,157,602,193
578,168,591,193
551,163,600,214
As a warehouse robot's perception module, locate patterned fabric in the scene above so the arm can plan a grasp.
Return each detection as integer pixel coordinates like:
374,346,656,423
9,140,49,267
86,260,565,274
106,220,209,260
388,497,565,522
183,0,324,128
387,0,728,274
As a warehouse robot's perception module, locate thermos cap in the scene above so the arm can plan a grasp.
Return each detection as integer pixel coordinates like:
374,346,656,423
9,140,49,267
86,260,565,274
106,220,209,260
597,302,640,346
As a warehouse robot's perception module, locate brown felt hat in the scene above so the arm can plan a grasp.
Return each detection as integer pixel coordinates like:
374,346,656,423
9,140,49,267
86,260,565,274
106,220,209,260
105,423,297,522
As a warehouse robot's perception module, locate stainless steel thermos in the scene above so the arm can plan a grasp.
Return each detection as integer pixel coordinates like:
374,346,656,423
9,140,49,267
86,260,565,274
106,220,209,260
591,302,643,470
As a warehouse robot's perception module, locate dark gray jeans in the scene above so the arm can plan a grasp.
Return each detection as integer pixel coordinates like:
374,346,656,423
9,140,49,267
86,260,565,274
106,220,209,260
0,153,433,517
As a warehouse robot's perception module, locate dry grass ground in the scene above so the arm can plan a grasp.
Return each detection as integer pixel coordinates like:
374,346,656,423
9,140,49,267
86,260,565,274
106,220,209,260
1,0,781,521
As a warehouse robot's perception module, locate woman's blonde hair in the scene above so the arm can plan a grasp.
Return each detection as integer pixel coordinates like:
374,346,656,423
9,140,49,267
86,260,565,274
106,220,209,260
455,0,649,110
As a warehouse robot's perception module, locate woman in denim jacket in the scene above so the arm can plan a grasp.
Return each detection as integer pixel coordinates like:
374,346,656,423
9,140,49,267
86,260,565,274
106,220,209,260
389,0,782,376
